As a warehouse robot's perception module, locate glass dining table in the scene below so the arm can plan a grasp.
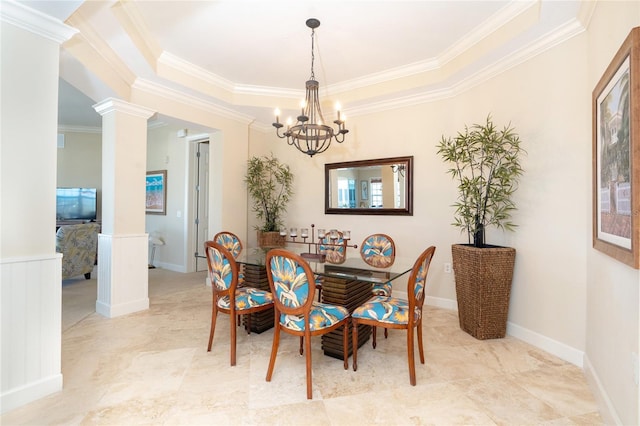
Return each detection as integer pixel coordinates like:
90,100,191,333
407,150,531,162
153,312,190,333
235,245,415,359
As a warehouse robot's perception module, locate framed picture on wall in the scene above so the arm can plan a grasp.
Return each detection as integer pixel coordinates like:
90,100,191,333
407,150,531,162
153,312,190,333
361,180,368,200
592,27,639,269
146,170,167,215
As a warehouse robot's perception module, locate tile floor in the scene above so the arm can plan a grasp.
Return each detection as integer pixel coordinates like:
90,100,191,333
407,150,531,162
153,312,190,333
2,268,602,425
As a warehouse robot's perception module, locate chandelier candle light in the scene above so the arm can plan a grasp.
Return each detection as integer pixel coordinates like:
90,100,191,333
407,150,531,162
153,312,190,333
279,224,357,262
273,18,348,157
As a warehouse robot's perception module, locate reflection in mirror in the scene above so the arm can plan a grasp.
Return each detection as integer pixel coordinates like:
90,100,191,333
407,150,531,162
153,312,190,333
325,156,413,216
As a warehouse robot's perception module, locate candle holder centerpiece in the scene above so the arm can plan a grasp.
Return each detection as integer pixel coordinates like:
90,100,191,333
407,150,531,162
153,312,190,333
280,224,357,263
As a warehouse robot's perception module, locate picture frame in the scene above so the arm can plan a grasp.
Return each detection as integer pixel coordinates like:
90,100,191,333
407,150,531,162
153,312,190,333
592,27,639,269
361,180,368,200
146,170,167,215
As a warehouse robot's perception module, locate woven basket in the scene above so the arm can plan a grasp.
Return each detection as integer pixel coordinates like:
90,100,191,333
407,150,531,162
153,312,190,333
257,231,285,248
451,244,516,340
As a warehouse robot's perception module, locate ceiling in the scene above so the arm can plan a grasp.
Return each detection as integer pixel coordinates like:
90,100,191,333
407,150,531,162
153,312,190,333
20,0,587,130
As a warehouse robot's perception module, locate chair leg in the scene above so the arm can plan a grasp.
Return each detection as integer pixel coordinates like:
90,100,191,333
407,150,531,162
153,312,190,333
246,313,252,335
305,332,313,399
207,302,218,352
417,320,425,364
407,326,416,386
372,325,377,349
299,336,304,355
384,328,388,339
342,321,349,370
230,310,237,366
352,318,359,371
266,325,281,382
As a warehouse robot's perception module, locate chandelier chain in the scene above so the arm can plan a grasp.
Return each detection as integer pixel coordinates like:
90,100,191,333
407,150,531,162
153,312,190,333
310,27,315,80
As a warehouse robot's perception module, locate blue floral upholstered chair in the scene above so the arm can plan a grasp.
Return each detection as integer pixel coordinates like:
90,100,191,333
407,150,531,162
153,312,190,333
204,241,273,366
360,233,396,297
318,229,347,264
213,230,245,285
265,249,350,399
213,231,243,258
360,233,396,339
56,222,100,280
351,245,436,386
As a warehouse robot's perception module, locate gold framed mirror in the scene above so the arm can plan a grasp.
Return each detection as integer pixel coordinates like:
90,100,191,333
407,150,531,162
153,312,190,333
325,156,413,216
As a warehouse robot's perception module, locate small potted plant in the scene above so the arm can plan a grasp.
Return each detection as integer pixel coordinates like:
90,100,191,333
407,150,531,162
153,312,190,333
437,115,525,339
245,154,294,247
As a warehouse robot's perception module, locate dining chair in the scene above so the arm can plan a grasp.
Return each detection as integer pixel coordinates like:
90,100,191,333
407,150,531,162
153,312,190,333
213,231,243,258
265,249,350,399
204,241,274,366
351,245,436,386
360,233,396,339
213,231,246,325
319,229,347,264
360,233,396,296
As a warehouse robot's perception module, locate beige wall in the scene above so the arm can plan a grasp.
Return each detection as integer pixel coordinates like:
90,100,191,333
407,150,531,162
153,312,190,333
56,131,102,218
586,3,640,425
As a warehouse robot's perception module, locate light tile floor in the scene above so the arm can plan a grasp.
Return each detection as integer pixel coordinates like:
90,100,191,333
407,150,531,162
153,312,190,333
2,268,602,425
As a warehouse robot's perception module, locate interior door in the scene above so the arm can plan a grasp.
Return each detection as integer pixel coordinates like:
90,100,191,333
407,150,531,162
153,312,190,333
194,142,209,272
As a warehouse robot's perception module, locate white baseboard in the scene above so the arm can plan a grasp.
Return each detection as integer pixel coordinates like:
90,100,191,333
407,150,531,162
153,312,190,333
425,295,458,311
424,296,584,368
506,321,584,367
583,355,622,425
0,374,62,415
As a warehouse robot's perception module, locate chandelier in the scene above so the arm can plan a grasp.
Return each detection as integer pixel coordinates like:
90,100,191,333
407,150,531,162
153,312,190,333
273,18,348,157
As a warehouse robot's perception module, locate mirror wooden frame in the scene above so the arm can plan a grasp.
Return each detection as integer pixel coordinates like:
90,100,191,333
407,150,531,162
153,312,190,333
325,156,413,216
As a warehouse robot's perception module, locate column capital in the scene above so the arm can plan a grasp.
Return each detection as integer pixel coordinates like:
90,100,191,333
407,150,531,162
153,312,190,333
93,98,155,120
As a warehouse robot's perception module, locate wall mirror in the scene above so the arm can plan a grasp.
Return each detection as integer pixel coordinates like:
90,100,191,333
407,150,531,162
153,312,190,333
325,156,413,215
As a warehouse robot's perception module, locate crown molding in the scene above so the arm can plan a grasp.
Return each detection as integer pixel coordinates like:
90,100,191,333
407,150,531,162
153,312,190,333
57,125,101,134
1,0,77,44
158,51,236,93
93,98,155,119
345,17,587,118
132,79,255,124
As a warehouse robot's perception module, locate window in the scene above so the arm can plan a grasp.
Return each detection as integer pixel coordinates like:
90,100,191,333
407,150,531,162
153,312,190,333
370,178,383,207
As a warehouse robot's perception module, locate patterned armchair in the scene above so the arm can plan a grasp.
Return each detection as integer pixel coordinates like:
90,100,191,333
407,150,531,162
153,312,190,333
56,223,100,280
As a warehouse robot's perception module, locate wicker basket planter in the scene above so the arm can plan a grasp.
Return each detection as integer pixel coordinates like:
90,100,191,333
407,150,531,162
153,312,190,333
452,244,516,340
257,231,285,248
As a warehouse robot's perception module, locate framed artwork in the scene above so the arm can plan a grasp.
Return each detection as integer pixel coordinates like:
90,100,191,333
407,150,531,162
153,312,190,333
592,27,639,269
146,170,167,215
361,180,368,200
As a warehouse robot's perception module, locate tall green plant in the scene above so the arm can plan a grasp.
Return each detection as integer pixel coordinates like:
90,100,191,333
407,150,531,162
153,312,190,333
436,115,525,247
245,154,294,232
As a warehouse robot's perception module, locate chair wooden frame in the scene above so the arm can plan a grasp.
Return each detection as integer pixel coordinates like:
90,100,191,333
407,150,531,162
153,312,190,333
205,241,273,366
351,246,436,386
265,249,349,399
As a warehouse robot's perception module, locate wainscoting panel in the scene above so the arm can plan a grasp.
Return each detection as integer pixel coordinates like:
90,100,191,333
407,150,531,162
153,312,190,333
0,254,63,414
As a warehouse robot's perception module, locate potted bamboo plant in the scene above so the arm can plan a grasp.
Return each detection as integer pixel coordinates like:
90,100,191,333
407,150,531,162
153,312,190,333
245,154,294,248
436,115,525,339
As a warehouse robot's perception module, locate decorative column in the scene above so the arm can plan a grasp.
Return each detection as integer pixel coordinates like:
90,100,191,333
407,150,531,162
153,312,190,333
93,98,155,318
